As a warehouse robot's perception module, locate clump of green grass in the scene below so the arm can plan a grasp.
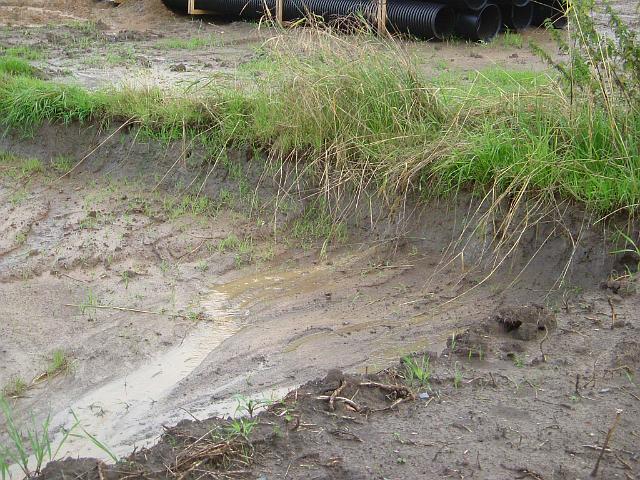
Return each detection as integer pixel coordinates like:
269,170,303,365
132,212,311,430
0,397,71,478
165,194,216,218
0,56,35,76
46,349,71,378
52,155,74,173
0,152,43,179
3,46,43,61
0,398,115,479
513,354,524,368
291,202,347,246
20,157,42,176
218,234,242,253
216,234,254,265
0,75,100,129
401,355,431,389
501,31,523,48
453,362,462,389
2,377,29,398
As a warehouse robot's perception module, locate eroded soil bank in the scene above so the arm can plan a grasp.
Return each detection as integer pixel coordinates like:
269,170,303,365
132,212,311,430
0,123,639,479
2,0,640,477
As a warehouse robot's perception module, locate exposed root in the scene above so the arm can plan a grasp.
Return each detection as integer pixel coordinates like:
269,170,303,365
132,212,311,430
329,380,346,411
359,381,414,399
316,395,364,412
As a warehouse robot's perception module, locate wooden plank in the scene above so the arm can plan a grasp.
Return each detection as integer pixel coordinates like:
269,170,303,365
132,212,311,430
377,0,387,35
276,0,284,25
188,0,213,14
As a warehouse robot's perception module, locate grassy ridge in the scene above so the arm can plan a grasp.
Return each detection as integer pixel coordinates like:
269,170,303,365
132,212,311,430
0,29,638,215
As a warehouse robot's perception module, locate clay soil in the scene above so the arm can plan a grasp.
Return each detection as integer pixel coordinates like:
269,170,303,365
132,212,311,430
1,1,640,480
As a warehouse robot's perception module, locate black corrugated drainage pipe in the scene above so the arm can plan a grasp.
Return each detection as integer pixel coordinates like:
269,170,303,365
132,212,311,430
455,3,501,41
161,0,191,12
386,2,457,39
440,0,487,12
531,0,567,28
501,1,532,30
161,0,455,40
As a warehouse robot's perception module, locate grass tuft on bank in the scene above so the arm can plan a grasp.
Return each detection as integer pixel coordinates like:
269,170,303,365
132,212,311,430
0,56,35,77
0,2,638,216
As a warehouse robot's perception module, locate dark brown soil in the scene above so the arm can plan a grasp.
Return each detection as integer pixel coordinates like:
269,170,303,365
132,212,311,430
40,311,640,480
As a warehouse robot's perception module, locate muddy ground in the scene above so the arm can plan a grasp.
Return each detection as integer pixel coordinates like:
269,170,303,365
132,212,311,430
0,0,563,90
1,1,640,479
2,122,639,480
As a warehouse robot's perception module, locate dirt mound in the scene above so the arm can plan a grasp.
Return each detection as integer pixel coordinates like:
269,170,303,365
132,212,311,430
494,305,557,341
0,0,178,29
446,304,556,362
38,371,414,479
37,350,640,480
109,0,179,30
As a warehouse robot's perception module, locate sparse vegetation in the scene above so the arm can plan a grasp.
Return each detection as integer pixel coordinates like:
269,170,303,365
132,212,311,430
51,155,74,173
401,355,431,389
513,354,525,368
0,397,75,479
20,157,42,176
46,349,71,378
453,362,462,388
501,31,523,48
0,398,117,479
226,417,257,439
2,376,28,398
157,35,223,50
79,290,99,316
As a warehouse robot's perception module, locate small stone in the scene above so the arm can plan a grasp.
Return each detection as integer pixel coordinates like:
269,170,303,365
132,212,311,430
418,392,430,400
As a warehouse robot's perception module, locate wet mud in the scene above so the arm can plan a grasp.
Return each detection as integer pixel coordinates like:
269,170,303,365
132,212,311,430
0,121,638,479
1,1,640,478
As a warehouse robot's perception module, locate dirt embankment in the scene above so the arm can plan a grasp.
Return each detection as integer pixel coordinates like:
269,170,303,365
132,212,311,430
0,122,638,479
0,0,175,29
1,2,640,478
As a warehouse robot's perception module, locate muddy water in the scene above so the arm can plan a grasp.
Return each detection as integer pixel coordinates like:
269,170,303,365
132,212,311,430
11,290,251,473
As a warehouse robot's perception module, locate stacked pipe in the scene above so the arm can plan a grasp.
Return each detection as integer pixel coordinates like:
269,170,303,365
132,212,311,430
531,0,567,28
161,0,565,42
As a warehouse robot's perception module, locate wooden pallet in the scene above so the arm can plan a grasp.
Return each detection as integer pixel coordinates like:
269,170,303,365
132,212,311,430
186,0,388,34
